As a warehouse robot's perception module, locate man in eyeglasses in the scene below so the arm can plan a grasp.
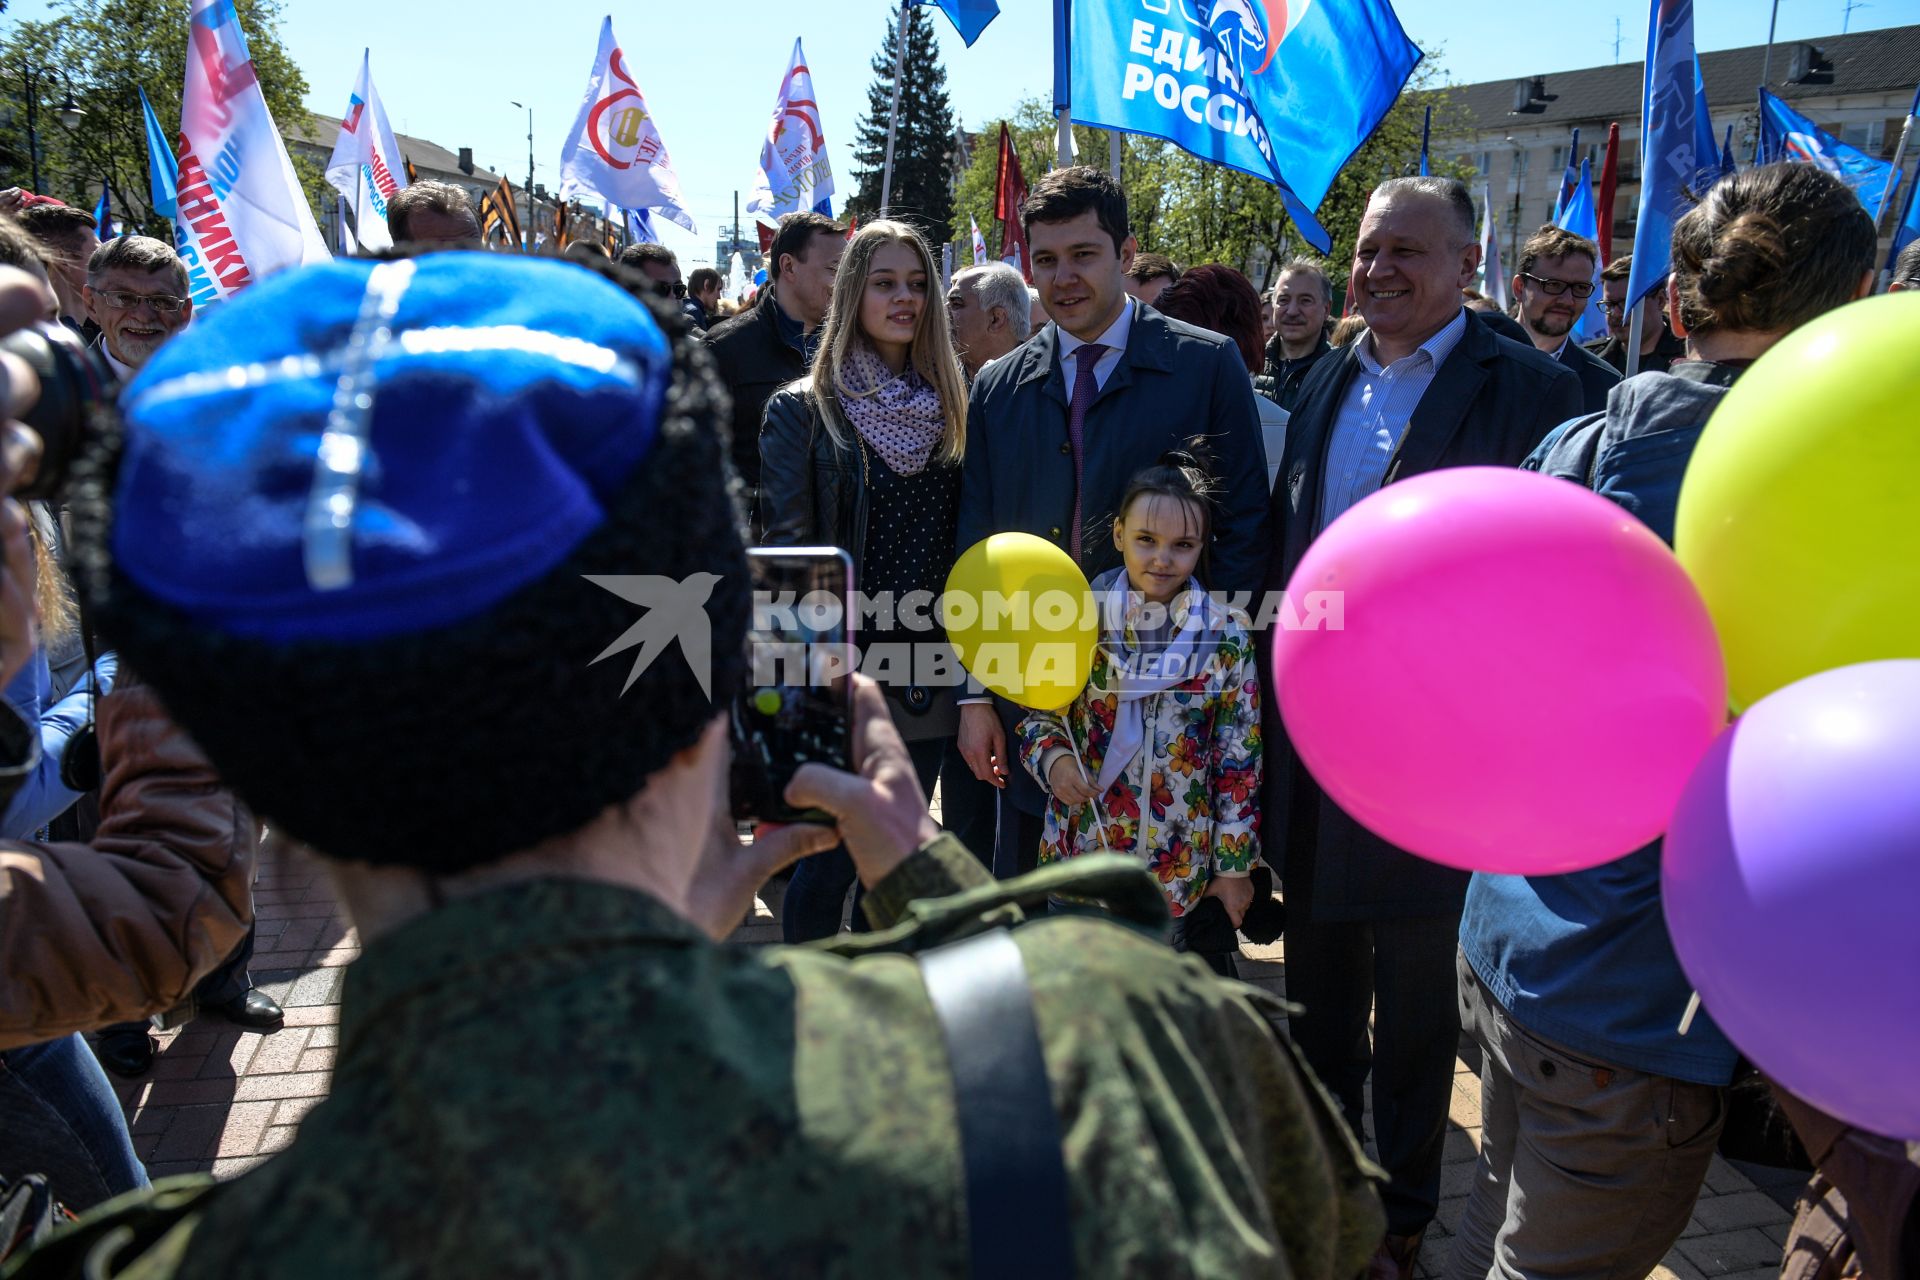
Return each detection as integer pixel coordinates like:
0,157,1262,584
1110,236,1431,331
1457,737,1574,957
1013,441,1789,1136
82,236,195,381
83,236,286,1077
1586,254,1688,377
1509,225,1620,413
617,242,686,304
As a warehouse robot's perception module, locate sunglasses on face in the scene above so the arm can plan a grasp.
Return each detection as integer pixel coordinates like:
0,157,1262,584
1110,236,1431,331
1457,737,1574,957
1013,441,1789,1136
1521,272,1595,299
653,281,687,299
98,289,188,313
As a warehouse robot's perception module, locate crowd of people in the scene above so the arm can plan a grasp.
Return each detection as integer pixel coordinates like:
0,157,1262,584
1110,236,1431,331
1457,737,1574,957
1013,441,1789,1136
0,151,1913,1279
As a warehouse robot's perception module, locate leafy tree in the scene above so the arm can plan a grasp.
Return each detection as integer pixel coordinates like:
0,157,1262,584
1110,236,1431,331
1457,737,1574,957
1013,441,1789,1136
1,0,322,234
846,4,957,246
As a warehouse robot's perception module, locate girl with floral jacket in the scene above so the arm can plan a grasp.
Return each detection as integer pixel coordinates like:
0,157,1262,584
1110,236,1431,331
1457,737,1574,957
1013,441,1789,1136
1017,454,1263,947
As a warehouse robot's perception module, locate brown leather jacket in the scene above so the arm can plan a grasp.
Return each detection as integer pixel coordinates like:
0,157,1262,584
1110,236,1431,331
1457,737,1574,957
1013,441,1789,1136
0,678,255,1048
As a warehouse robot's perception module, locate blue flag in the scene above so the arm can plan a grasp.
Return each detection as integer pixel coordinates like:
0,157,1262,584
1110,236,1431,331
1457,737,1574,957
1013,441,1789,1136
627,208,659,244
1718,123,1737,179
138,86,179,221
1757,88,1902,220
1887,87,1920,278
1553,127,1581,222
1068,0,1421,253
1627,0,1712,311
1418,104,1430,177
912,0,999,46
92,180,116,239
1553,159,1609,343
1889,173,1919,276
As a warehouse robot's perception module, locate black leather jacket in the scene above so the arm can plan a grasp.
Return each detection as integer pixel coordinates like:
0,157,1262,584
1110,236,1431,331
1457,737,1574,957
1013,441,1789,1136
758,388,866,553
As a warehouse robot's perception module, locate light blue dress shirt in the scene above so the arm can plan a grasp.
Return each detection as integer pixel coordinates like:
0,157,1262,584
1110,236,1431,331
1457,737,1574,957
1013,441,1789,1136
1317,308,1469,532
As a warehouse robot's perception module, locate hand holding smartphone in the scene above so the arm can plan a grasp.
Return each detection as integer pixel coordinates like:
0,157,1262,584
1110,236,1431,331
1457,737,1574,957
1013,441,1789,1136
729,548,856,824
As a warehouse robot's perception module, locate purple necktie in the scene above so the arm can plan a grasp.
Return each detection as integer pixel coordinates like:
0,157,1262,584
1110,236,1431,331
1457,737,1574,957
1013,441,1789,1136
1066,343,1108,561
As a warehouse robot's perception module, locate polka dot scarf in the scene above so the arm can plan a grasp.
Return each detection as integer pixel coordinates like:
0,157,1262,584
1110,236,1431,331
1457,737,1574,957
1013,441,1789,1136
836,344,947,476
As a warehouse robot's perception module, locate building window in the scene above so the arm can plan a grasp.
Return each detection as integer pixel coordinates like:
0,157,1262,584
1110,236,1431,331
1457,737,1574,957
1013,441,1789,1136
1839,120,1885,154
1477,151,1493,175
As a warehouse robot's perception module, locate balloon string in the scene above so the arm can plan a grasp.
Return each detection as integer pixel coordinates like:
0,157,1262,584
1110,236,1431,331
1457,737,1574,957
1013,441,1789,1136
1678,990,1701,1037
1063,729,1114,857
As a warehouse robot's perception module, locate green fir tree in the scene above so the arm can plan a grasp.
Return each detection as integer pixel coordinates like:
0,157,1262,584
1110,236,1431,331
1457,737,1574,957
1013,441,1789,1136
846,5,957,247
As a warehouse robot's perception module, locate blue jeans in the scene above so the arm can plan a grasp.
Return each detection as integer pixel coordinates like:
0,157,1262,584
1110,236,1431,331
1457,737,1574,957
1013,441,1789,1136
0,1034,149,1210
782,736,949,943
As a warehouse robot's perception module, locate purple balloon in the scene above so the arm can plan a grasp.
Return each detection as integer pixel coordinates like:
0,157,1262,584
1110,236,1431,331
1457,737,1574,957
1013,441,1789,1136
1664,660,1920,1140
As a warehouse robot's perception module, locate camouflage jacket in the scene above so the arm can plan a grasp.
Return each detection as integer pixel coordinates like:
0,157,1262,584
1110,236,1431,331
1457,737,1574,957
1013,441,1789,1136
7,837,1382,1279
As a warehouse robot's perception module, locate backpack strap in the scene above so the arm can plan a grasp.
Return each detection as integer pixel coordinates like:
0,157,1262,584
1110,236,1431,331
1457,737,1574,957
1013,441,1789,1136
918,927,1076,1280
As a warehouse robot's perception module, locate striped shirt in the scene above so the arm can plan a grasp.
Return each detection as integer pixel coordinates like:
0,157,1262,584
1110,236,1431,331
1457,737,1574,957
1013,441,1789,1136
1317,308,1469,532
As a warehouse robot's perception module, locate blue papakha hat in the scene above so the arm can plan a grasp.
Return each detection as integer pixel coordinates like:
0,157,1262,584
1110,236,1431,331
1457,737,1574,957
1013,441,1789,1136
111,253,672,644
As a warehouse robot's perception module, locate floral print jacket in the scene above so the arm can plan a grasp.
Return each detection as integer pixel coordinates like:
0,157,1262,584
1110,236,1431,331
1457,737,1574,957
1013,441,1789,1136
1016,620,1263,918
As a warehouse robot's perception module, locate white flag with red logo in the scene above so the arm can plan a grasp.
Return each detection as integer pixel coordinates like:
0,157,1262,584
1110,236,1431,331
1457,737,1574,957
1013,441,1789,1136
745,39,834,227
325,50,408,251
970,216,986,265
558,17,696,233
177,0,329,301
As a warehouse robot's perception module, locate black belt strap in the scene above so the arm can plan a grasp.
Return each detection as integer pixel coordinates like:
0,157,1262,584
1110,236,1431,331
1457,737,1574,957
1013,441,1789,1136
918,928,1076,1280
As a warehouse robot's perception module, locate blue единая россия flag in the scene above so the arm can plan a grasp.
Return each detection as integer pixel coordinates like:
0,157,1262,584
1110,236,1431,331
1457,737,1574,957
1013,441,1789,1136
1068,0,1421,252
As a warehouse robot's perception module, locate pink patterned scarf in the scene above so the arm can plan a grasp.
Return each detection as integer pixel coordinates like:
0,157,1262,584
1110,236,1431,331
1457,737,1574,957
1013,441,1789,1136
837,345,947,476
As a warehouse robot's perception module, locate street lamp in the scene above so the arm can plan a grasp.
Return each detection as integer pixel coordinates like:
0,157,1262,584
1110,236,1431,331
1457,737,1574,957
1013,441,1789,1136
1505,135,1526,274
1760,0,1787,90
510,100,534,252
56,85,83,132
15,63,77,193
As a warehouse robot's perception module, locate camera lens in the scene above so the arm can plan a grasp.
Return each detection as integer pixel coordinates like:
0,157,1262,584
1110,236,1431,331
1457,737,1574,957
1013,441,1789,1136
0,322,116,500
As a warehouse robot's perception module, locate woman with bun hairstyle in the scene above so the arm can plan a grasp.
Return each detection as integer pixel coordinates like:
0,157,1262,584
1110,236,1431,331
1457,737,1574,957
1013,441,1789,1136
1449,163,1880,1280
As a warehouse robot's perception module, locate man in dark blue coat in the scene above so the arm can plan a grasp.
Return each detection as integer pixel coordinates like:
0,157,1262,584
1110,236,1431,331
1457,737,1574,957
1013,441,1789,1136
954,166,1269,878
1261,177,1583,1280
1509,224,1622,413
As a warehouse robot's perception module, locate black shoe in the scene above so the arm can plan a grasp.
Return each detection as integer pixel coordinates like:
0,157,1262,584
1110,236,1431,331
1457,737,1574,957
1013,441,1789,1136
95,1028,156,1078
208,989,284,1032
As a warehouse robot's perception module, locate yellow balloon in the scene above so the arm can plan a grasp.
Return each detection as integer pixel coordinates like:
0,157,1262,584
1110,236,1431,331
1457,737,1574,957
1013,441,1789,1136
1675,292,1920,709
944,534,1098,711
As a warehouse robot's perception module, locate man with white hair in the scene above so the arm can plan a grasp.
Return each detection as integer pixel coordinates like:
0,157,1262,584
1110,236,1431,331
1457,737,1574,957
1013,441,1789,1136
83,238,284,1079
947,262,1031,378
81,236,193,380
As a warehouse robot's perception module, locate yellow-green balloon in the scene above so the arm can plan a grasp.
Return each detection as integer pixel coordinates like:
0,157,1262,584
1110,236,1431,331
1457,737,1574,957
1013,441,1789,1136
1675,293,1920,709
944,534,1098,712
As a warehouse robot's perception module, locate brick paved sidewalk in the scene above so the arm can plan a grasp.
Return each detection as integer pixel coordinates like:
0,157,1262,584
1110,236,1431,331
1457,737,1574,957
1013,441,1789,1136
106,844,1797,1278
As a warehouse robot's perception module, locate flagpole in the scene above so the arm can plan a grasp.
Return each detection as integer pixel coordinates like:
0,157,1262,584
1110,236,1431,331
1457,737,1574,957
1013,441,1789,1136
880,0,910,214
1875,89,1919,289
1626,299,1646,378
1054,0,1072,167
1873,91,1917,229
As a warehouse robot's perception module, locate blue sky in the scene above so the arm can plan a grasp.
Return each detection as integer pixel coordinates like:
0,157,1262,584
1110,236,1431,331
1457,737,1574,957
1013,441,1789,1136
12,0,1920,265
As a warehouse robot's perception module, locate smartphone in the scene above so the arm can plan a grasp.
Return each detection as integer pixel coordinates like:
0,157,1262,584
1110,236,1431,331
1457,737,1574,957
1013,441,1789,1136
729,547,856,824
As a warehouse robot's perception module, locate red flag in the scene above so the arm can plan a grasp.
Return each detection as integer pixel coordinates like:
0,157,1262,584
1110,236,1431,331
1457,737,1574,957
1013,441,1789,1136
756,221,776,255
993,123,1030,282
1596,123,1620,269
844,215,857,241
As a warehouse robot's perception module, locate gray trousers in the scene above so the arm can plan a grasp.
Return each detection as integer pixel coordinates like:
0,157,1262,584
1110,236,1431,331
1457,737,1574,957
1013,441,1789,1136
1447,950,1726,1280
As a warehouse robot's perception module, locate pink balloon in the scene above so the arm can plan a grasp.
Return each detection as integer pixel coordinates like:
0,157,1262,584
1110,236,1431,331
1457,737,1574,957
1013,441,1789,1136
1274,467,1726,874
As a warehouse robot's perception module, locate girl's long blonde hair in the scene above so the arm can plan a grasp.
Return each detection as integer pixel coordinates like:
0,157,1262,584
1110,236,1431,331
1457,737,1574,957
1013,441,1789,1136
806,220,968,463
